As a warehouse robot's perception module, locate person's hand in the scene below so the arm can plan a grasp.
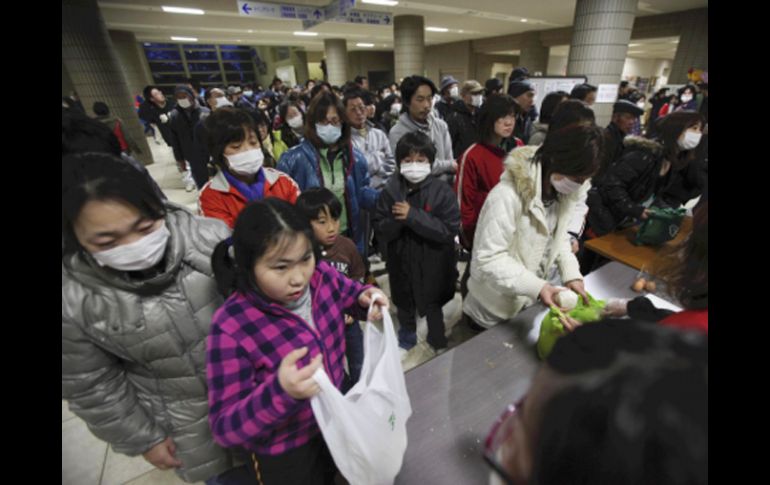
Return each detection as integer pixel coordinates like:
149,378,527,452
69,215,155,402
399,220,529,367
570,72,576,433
345,315,355,325
143,438,183,470
176,160,187,173
539,283,569,309
159,114,169,124
570,238,579,254
278,347,323,400
557,313,582,332
640,209,651,220
602,298,629,318
452,161,459,173
565,279,589,305
358,288,389,320
392,201,411,221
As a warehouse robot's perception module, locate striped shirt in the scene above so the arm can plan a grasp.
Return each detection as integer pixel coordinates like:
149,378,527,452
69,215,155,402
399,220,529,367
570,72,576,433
206,261,370,455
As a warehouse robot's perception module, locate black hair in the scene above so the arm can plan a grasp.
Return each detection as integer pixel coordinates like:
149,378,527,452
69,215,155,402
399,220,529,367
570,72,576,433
354,75,367,85
569,83,598,101
342,81,359,94
142,85,161,101
305,92,350,149
395,131,436,166
211,198,320,297
296,187,343,221
310,81,333,100
62,153,166,255
654,110,706,166
92,101,110,117
205,107,261,171
342,88,367,107
476,94,520,144
376,93,402,121
530,319,707,485
536,113,603,191
538,91,569,124
62,110,122,157
549,99,596,129
399,75,437,111
619,80,629,89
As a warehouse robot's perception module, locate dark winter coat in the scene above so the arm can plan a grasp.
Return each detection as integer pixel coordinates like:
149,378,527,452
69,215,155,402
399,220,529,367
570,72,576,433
446,102,479,159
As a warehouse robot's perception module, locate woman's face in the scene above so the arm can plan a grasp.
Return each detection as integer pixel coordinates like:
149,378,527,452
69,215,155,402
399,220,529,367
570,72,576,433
73,198,163,255
253,233,316,305
286,106,302,122
256,123,269,141
494,115,516,139
223,128,262,169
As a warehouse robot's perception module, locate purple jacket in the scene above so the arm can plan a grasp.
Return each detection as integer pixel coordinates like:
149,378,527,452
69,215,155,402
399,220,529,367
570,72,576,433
206,261,370,455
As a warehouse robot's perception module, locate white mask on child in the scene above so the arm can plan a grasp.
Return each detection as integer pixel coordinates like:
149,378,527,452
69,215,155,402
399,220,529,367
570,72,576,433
91,223,170,271
401,162,431,184
226,149,264,176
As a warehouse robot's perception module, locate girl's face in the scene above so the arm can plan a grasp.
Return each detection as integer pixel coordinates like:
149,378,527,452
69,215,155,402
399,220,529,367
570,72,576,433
256,123,269,141
224,128,262,163
310,207,340,248
494,115,516,139
286,106,302,121
253,233,316,305
73,198,163,254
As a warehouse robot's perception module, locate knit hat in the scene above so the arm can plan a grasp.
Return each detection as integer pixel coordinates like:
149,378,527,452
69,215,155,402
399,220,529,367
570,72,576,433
174,85,196,101
510,67,530,82
508,79,535,98
485,78,503,93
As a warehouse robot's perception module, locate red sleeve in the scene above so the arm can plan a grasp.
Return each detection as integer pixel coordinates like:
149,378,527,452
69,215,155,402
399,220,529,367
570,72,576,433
199,188,237,228
660,309,708,334
273,173,301,204
458,154,480,248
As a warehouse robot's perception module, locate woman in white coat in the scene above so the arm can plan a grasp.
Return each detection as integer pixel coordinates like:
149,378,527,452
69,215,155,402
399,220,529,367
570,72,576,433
463,121,604,329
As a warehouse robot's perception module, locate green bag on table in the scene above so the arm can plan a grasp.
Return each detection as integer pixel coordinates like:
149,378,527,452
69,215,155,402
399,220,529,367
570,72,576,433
537,293,606,359
633,207,687,246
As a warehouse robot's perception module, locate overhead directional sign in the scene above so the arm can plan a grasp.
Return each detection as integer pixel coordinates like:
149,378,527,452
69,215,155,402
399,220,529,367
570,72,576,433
239,1,391,30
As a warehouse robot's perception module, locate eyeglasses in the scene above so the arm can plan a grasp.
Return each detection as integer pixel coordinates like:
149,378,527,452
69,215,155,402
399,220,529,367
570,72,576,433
483,396,526,485
347,104,367,114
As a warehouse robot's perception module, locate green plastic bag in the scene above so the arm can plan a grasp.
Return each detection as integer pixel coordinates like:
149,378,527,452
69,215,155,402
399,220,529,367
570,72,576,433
633,207,687,246
537,293,606,359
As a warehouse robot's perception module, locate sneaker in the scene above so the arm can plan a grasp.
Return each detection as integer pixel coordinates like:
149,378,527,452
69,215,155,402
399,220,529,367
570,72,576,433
185,181,196,192
368,253,382,264
401,341,436,371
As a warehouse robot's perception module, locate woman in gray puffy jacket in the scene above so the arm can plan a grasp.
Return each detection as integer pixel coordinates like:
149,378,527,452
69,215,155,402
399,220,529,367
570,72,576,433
61,153,253,484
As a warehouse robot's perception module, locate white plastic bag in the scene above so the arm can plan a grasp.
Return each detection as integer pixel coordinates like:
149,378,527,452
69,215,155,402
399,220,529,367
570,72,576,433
311,295,412,485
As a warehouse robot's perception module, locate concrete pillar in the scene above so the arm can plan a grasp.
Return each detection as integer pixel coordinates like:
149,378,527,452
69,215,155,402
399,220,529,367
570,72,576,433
669,8,708,84
324,39,348,87
62,0,154,165
567,0,637,127
518,32,549,76
394,15,424,82
294,50,310,85
108,30,152,101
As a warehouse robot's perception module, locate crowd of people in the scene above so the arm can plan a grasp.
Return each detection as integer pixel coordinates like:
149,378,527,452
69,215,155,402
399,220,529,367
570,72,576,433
62,67,708,485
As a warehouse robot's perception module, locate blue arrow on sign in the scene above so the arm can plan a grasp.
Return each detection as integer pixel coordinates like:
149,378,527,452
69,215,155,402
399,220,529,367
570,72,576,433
242,3,252,14
314,9,322,19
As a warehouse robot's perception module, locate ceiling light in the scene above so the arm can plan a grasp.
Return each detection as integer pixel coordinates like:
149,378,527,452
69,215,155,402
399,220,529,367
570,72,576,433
357,43,375,47
162,6,205,15
520,19,528,22
361,0,399,5
426,27,449,32
171,36,198,42
294,31,319,36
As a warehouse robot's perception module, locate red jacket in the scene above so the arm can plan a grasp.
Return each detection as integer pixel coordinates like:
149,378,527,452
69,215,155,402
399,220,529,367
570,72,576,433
199,168,300,228
660,308,708,334
454,142,519,248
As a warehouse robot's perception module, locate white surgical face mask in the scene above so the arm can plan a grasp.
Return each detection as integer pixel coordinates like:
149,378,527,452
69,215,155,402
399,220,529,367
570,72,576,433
390,103,402,116
243,90,254,97
400,162,431,184
287,115,304,130
226,148,264,176
472,94,484,108
681,94,693,103
383,90,392,97
177,98,192,109
91,223,170,271
550,174,583,195
316,123,342,145
636,101,645,108
678,130,702,150
449,86,459,98
215,97,233,109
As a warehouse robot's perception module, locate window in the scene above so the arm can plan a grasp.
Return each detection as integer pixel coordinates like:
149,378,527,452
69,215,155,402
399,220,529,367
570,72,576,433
143,42,257,88
221,50,252,61
149,61,185,72
191,72,223,83
185,50,218,61
144,49,181,61
187,62,219,72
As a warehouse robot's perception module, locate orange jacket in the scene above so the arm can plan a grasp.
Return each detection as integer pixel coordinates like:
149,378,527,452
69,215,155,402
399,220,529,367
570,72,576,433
199,168,300,228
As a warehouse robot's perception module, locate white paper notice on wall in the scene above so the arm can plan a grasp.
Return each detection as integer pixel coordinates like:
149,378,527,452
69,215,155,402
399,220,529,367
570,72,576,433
596,84,618,103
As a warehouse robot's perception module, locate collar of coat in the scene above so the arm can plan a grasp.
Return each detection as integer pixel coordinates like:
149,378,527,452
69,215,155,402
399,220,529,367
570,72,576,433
209,167,283,193
622,135,664,155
